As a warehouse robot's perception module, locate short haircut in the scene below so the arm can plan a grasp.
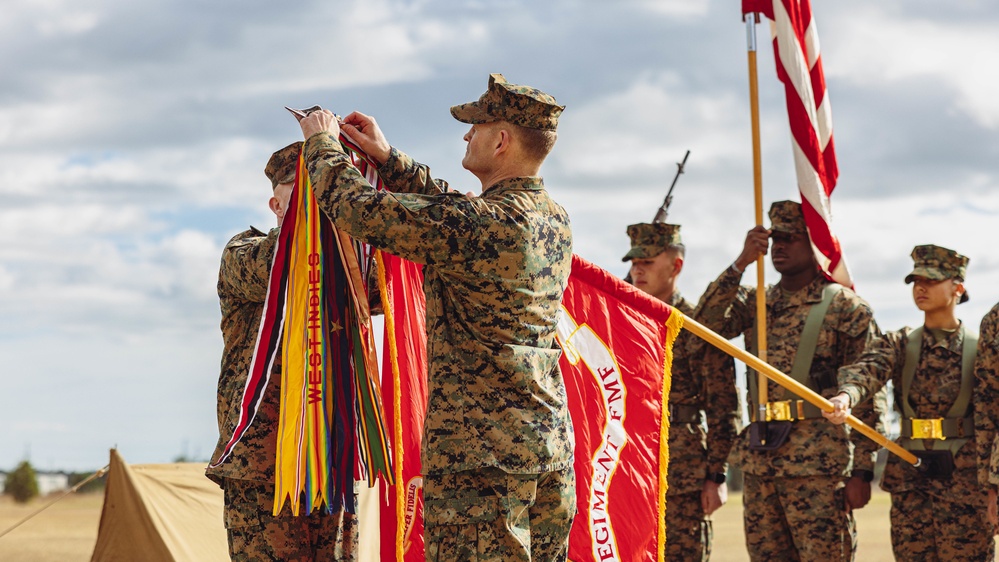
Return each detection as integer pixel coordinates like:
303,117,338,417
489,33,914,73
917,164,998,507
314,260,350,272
666,243,686,258
510,123,557,162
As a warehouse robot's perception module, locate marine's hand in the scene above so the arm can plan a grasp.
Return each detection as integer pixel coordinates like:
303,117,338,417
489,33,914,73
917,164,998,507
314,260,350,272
701,480,727,516
300,109,339,140
822,393,851,425
844,476,871,510
733,225,771,272
341,111,391,165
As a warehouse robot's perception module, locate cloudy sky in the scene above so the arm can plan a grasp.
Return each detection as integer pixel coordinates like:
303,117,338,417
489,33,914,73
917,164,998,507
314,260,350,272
2,0,998,472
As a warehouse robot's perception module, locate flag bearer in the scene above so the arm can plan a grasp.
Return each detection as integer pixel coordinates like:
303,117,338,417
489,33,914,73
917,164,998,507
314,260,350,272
694,200,880,561
980,302,999,530
825,245,994,561
624,222,739,561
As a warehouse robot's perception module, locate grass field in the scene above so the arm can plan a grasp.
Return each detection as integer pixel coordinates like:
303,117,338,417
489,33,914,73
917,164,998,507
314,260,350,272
0,489,989,560
0,493,103,562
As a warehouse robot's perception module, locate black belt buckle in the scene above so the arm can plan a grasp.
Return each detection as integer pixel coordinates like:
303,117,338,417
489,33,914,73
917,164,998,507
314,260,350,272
914,450,955,480
748,421,792,451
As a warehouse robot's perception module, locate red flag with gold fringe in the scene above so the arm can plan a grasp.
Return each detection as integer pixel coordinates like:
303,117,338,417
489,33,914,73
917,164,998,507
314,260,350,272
377,252,428,562
377,253,680,561
559,255,681,562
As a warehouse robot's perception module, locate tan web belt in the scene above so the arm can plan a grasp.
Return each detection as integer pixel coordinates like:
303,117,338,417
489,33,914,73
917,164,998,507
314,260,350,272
750,399,822,422
901,417,973,440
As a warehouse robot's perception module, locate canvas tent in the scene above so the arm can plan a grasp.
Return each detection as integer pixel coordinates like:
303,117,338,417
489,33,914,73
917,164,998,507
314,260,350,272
91,449,228,561
91,449,378,561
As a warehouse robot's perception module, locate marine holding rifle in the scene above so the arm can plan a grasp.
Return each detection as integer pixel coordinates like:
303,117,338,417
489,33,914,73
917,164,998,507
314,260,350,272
693,200,880,561
624,223,739,561
824,245,995,561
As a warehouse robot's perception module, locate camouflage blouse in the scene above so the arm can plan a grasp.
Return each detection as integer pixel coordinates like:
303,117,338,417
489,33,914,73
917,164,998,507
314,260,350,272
694,268,880,477
304,133,574,475
207,227,282,485
666,293,740,495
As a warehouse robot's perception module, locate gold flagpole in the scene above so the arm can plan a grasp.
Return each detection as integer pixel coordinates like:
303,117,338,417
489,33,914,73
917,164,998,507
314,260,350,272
745,13,769,429
678,312,919,466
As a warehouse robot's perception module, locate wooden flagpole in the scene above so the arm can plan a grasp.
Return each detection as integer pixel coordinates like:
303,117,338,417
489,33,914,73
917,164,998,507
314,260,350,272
678,312,920,466
745,13,770,429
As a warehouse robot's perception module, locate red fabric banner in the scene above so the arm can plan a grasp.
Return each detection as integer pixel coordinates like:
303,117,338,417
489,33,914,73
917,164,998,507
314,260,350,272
377,253,427,562
378,254,679,561
560,255,678,562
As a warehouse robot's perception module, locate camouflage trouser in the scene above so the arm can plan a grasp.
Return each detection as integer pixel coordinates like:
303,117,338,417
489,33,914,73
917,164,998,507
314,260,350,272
423,466,576,562
222,478,357,562
743,473,855,562
889,483,994,562
665,491,712,562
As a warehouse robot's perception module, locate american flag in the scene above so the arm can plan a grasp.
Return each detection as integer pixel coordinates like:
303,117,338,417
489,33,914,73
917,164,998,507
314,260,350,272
743,0,854,288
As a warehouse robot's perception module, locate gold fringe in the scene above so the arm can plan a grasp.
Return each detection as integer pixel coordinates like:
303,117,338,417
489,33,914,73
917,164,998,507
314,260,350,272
658,308,684,562
375,251,405,562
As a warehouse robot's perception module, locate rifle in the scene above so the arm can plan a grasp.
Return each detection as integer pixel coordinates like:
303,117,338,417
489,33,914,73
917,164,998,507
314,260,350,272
652,149,690,224
624,150,690,284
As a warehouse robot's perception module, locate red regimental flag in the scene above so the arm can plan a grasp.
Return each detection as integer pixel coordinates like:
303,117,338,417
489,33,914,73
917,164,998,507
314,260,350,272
560,256,681,562
377,253,427,562
744,0,854,288
378,254,680,561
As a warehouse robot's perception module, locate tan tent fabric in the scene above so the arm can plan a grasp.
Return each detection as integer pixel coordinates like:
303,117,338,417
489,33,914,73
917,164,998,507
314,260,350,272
91,449,228,561
90,449,380,561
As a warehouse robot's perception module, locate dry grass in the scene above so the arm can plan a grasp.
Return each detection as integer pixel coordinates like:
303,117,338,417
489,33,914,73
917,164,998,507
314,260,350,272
0,493,103,562
0,488,989,560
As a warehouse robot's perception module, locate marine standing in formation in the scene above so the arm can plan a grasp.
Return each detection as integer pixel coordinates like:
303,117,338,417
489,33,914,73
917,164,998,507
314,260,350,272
297,74,576,561
826,245,995,561
207,142,358,561
623,222,740,561
981,302,999,528
694,200,880,561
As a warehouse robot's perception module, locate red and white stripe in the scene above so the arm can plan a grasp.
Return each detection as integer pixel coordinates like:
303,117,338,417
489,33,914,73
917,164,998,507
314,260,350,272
745,0,854,288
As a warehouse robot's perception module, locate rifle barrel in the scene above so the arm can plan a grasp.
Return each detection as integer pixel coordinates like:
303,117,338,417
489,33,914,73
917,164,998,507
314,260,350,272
653,150,691,223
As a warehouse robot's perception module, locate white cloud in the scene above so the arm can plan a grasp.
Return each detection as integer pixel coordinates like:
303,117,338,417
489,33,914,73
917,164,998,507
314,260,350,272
36,11,100,36
553,72,761,177
0,204,150,238
824,7,999,128
635,0,711,18
2,0,999,474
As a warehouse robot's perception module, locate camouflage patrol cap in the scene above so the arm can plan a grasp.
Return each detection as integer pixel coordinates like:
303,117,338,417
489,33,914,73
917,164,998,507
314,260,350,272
450,73,564,131
621,223,682,262
905,244,970,303
264,141,303,189
768,200,807,234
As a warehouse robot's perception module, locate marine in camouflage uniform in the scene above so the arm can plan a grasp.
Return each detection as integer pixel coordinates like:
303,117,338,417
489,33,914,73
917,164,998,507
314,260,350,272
829,245,993,561
693,201,880,562
981,303,999,526
298,74,575,561
623,223,739,561
207,142,357,562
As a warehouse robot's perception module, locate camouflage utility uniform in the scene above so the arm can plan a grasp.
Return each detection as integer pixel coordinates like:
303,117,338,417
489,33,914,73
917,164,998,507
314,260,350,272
623,223,740,561
206,144,357,562
839,327,993,561
982,304,999,507
694,201,879,562
665,293,739,561
303,74,576,561
838,246,993,562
